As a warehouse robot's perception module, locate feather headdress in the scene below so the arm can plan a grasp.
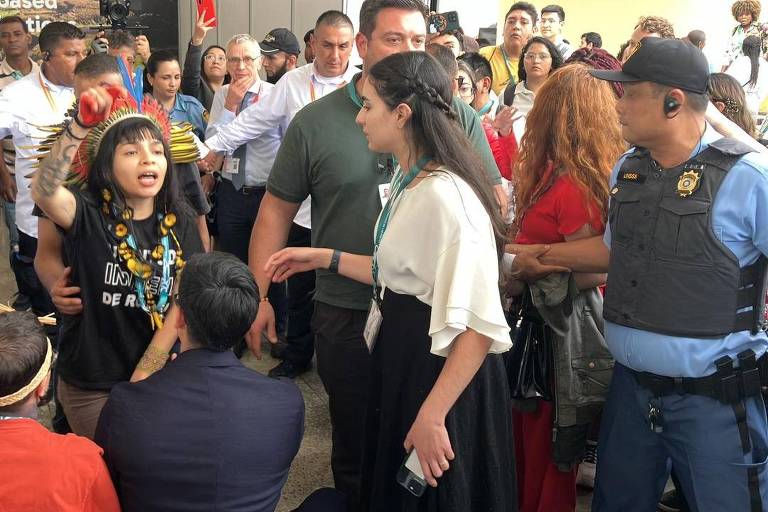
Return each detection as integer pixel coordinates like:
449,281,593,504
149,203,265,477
33,57,200,187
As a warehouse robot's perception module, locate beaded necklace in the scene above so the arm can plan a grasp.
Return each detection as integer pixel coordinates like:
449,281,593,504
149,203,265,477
101,188,184,329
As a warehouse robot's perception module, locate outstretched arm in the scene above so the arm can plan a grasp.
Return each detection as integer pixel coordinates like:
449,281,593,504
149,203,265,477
30,129,82,231
265,247,374,285
32,86,115,229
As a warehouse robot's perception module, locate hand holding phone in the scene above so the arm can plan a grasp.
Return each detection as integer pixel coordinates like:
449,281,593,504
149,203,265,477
196,0,217,28
396,449,427,497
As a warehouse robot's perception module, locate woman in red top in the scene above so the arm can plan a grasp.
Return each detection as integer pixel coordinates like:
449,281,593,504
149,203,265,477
507,64,625,512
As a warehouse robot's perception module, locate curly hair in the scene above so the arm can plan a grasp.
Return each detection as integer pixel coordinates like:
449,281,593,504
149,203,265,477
513,64,625,229
635,15,675,39
565,47,624,97
732,0,761,21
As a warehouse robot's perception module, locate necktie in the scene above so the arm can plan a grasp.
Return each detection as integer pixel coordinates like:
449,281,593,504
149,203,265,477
231,90,255,191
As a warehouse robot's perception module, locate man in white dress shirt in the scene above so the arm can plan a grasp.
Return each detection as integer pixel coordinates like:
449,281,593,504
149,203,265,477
204,10,358,377
0,15,39,310
205,33,287,353
0,22,86,316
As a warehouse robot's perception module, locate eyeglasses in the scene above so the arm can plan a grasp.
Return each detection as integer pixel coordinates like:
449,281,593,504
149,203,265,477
226,56,259,66
459,84,475,98
204,54,226,63
524,52,552,61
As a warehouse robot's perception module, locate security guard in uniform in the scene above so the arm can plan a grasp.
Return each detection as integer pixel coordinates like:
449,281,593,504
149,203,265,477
508,37,768,511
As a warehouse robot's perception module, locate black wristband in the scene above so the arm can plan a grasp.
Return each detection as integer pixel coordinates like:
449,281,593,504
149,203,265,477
64,121,86,141
73,113,98,129
329,249,341,274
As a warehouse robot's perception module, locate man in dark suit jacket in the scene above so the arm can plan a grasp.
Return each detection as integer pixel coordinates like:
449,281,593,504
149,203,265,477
94,252,305,512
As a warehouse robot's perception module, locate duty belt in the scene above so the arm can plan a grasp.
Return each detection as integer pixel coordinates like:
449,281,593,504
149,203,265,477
633,349,765,404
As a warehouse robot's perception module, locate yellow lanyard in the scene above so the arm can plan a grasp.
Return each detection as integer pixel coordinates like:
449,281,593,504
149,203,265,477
38,71,57,112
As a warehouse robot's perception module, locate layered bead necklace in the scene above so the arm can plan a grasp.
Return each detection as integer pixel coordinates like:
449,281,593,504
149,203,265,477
102,188,184,329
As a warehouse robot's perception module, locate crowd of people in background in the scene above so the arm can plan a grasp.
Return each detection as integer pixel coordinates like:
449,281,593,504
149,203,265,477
1,0,768,511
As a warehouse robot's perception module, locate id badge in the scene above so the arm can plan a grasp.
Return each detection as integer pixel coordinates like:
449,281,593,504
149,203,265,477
223,156,240,174
363,299,383,353
379,182,391,207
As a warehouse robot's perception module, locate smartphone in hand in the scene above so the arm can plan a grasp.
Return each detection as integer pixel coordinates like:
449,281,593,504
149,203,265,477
396,449,427,497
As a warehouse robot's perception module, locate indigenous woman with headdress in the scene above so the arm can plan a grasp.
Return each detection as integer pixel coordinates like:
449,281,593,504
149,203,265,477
264,51,516,510
31,84,204,439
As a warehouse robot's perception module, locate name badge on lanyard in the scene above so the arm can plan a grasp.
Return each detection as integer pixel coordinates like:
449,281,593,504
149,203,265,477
364,299,383,352
223,157,240,174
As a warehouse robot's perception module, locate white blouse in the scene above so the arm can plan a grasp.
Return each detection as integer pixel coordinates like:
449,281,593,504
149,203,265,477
376,168,512,357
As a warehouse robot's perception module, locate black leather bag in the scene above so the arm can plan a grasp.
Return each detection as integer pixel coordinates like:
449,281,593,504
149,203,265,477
505,288,554,401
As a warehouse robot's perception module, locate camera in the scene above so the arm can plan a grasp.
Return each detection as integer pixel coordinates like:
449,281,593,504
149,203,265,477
100,0,131,29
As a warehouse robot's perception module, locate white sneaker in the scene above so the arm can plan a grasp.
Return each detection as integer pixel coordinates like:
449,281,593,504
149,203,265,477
576,440,597,489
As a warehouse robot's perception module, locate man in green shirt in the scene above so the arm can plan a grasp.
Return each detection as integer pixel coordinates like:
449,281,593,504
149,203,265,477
246,0,503,507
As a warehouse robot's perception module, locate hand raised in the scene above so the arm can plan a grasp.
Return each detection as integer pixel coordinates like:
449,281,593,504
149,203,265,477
192,10,216,45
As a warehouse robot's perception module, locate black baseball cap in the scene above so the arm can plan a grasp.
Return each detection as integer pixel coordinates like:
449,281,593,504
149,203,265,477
259,28,300,55
590,37,709,94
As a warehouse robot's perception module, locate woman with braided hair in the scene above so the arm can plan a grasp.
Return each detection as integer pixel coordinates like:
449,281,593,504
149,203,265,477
265,51,516,510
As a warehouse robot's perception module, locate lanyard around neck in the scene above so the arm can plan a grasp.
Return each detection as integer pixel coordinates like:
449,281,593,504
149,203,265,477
371,155,433,299
347,79,363,108
38,71,58,112
499,46,516,80
310,77,347,102
478,100,494,116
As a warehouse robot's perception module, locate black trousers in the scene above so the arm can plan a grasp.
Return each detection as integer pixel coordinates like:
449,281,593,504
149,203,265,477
216,179,286,335
312,301,371,511
13,231,54,315
284,223,315,366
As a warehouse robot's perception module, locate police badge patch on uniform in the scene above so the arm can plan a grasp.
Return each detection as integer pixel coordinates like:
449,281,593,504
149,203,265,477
677,170,701,197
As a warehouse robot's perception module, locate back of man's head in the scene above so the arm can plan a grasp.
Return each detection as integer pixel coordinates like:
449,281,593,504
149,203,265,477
38,21,85,53
178,253,259,351
75,53,120,79
426,43,457,78
359,0,428,38
687,30,706,49
459,52,493,83
0,312,47,411
582,32,602,48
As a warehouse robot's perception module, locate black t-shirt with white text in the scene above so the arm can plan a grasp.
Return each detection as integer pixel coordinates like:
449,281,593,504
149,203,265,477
58,190,203,390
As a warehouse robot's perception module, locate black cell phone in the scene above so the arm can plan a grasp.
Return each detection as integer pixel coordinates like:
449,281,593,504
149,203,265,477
396,449,427,497
428,11,460,34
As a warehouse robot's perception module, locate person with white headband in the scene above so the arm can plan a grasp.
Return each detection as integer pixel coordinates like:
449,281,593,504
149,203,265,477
0,311,120,511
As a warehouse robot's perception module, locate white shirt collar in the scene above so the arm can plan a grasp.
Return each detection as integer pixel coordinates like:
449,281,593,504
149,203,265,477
247,79,265,93
39,66,72,94
0,57,37,76
311,62,359,86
